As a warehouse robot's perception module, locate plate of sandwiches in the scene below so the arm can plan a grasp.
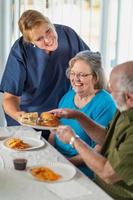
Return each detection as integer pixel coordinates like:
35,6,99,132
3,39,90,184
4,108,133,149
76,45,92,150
3,137,45,151
18,112,60,130
28,162,76,182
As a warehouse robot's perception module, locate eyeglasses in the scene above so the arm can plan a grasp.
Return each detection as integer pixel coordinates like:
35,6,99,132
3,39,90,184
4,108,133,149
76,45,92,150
69,71,93,79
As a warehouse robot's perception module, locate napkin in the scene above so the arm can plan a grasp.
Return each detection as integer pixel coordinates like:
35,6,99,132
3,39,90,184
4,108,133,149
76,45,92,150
13,126,42,139
45,179,92,199
0,127,14,140
0,126,42,140
0,154,5,169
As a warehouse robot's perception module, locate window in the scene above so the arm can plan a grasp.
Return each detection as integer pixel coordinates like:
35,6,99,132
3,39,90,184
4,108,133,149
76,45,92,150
19,0,101,51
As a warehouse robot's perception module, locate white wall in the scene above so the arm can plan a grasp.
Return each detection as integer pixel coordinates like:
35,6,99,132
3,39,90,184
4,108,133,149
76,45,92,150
117,0,133,63
0,0,13,126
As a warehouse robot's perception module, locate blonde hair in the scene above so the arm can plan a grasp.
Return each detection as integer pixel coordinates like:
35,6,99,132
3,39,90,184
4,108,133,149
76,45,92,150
18,10,53,42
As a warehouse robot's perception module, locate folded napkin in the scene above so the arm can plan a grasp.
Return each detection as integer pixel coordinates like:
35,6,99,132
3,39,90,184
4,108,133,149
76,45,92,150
13,126,42,139
45,179,92,199
0,126,41,140
0,154,5,169
0,127,14,140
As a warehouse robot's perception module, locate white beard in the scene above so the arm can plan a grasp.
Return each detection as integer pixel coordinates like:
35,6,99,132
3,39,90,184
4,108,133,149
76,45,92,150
116,103,128,112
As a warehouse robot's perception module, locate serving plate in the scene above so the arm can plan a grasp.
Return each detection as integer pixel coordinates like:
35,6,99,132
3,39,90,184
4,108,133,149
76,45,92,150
19,121,59,130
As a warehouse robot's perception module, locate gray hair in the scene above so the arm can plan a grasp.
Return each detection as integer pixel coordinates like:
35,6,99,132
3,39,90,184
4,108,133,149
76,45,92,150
66,50,106,89
111,61,133,111
117,72,133,93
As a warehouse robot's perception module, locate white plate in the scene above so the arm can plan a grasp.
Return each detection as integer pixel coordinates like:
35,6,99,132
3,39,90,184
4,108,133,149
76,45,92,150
28,162,76,182
19,121,59,130
3,137,45,151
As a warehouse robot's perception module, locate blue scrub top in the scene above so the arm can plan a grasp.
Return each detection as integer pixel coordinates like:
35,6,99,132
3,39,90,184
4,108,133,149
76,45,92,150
0,24,90,125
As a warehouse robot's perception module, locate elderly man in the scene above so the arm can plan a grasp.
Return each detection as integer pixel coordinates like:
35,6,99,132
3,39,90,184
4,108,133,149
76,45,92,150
51,61,133,200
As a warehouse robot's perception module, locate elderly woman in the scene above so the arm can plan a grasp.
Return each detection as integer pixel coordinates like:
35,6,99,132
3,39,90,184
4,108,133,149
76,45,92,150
49,50,116,178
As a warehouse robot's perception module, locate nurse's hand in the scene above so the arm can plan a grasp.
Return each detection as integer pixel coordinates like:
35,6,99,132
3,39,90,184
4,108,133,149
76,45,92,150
17,111,27,122
49,108,79,119
3,92,26,122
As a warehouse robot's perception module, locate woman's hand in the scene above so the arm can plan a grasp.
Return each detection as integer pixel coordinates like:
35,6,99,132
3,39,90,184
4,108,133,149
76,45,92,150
57,125,75,144
49,108,79,119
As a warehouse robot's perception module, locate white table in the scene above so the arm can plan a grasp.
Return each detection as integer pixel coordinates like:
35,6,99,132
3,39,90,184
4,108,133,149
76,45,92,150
0,126,113,200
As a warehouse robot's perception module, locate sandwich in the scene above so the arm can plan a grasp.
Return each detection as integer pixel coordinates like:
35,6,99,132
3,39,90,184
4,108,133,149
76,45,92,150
38,112,59,127
19,112,38,125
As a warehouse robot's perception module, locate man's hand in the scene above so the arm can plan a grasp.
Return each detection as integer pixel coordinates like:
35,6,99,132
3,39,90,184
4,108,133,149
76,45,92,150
57,125,75,144
49,108,79,119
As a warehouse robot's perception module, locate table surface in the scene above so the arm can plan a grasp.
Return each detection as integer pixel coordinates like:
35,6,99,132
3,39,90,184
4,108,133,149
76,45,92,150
0,126,113,200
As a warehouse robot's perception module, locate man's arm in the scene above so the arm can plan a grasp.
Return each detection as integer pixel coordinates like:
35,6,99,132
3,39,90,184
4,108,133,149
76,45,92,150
57,126,121,184
3,92,25,121
75,111,106,145
50,108,106,145
74,138,121,184
68,154,85,166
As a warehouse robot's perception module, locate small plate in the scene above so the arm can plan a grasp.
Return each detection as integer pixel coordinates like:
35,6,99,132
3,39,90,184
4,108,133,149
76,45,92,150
19,121,59,130
3,137,45,151
28,162,76,182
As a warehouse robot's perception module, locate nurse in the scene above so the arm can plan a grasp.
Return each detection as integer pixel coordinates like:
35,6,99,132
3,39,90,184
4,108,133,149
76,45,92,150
0,9,90,133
